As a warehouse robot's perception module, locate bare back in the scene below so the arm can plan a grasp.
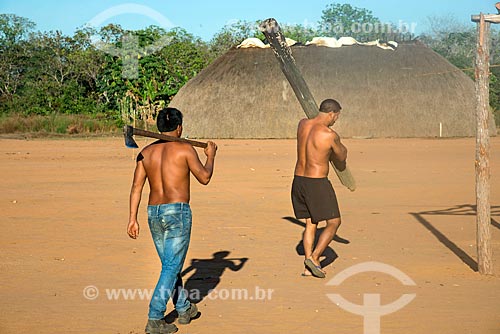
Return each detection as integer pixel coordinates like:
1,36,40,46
137,140,213,205
294,118,346,178
127,121,216,240
139,141,192,204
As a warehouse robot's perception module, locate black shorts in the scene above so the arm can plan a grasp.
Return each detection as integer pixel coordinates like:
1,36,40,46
291,175,341,223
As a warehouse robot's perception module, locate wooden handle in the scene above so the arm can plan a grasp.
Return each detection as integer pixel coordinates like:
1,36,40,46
132,127,208,148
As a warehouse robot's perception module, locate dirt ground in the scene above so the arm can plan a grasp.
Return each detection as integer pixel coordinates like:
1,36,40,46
1,136,499,334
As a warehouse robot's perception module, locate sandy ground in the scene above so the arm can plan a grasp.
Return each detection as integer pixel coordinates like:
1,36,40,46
1,136,499,334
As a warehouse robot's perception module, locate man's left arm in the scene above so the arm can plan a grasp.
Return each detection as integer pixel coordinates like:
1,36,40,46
127,160,147,239
327,131,347,171
330,130,347,157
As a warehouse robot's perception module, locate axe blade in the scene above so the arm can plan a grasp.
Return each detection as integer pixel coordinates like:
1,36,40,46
123,125,139,148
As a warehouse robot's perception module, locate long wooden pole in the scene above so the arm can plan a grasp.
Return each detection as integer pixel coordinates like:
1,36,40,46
259,18,356,191
259,19,319,119
474,13,493,275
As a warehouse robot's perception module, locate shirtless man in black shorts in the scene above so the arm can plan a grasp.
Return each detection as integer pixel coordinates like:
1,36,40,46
291,99,347,278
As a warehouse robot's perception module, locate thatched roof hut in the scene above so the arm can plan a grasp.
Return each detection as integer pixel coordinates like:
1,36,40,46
169,42,497,138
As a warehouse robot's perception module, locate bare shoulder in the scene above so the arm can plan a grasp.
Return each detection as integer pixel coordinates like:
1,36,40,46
323,127,339,139
330,128,340,138
141,141,193,156
297,118,309,128
315,124,337,137
177,141,195,151
140,140,163,155
175,142,198,159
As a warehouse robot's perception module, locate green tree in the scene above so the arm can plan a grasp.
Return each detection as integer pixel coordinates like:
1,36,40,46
419,16,476,70
421,29,476,69
209,20,261,58
420,16,500,125
71,26,105,93
319,3,381,41
158,28,211,99
0,14,36,105
22,31,82,114
281,23,318,44
6,24,106,116
97,26,211,125
0,13,35,46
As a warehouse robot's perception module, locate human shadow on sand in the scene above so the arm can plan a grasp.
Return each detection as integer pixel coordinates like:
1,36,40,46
164,251,248,323
182,251,248,302
165,251,248,323
282,216,350,268
410,204,500,272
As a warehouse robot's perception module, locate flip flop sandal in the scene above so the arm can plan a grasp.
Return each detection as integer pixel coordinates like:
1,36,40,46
304,259,325,278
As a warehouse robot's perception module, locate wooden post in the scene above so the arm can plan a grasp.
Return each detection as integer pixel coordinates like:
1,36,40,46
472,11,496,275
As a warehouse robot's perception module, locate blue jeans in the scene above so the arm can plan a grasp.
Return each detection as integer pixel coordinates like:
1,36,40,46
147,203,192,320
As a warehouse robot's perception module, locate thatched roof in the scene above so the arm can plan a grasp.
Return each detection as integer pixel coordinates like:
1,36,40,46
169,42,497,138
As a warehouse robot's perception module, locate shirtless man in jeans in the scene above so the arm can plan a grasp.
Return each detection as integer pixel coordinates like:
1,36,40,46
127,107,217,334
291,99,347,278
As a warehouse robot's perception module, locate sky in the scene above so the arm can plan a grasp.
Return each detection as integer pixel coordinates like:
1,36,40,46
0,0,497,40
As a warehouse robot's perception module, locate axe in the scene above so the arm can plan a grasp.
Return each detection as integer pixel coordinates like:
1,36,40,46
123,125,208,149
259,18,356,191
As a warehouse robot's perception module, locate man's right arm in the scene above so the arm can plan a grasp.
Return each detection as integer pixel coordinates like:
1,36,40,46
128,160,146,239
187,141,217,185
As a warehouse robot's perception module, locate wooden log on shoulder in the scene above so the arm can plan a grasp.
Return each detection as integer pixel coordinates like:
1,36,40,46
259,18,356,191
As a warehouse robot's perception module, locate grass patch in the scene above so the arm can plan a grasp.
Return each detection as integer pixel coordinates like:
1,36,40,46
0,113,120,135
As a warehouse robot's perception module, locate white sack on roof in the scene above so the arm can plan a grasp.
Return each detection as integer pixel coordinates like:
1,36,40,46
306,37,398,50
236,37,298,48
237,38,269,49
285,38,298,46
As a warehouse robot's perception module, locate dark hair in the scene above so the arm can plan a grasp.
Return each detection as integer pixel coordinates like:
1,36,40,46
157,107,183,132
319,99,342,113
